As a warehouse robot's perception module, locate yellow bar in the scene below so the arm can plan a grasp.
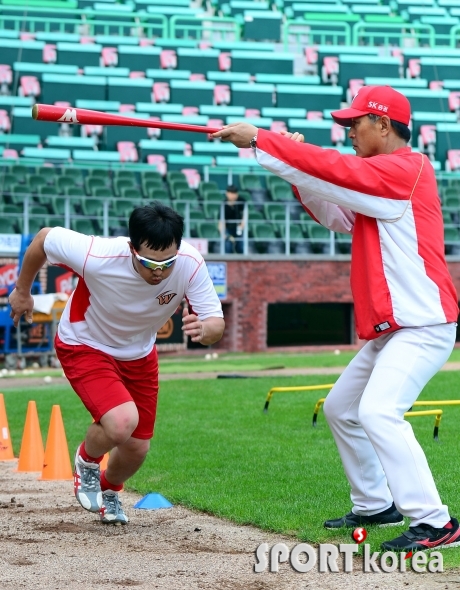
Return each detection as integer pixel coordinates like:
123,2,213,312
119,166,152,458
412,400,460,406
404,410,442,418
266,383,334,404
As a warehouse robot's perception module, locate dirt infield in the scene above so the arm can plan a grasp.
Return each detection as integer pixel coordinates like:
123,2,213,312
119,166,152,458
2,461,459,590
2,364,460,588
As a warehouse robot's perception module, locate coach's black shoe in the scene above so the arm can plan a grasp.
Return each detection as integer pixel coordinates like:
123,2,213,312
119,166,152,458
381,517,460,552
324,502,404,529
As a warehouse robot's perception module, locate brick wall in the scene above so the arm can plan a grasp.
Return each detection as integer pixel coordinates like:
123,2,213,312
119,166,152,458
213,258,353,352
213,259,460,352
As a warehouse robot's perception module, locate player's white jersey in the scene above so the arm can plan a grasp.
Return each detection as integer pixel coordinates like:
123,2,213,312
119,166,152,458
44,227,223,360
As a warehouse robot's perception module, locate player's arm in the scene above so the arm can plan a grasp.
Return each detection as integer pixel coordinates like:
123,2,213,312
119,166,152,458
182,260,225,345
182,307,225,345
9,227,51,326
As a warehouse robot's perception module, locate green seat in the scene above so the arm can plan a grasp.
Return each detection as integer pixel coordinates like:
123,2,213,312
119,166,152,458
50,197,75,216
176,48,219,74
203,190,224,202
142,181,166,199
141,170,163,184
11,184,32,204
37,185,58,203
56,42,102,67
112,198,140,216
170,180,189,199
28,174,49,192
243,11,282,42
264,203,286,220
176,189,198,203
335,230,352,254
107,78,154,105
199,180,220,198
198,222,220,239
0,218,18,233
231,82,275,109
307,223,331,253
114,170,137,184
81,198,104,217
85,176,108,196
121,188,141,200
117,45,161,70
277,85,343,111
204,202,221,219
287,119,333,147
41,74,106,103
71,219,98,235
114,178,136,197
144,189,170,204
36,166,58,183
93,187,113,199
48,216,66,228
17,217,46,235
272,184,293,201
230,50,295,75
240,174,264,191
65,186,86,198
169,80,215,107
62,168,84,184
0,172,18,193
57,176,77,194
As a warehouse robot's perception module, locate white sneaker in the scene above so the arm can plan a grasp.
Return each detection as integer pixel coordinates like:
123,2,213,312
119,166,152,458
73,445,102,513
100,491,129,525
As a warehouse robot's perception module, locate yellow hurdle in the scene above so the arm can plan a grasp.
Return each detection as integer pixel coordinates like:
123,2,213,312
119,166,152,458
312,398,443,440
263,384,335,412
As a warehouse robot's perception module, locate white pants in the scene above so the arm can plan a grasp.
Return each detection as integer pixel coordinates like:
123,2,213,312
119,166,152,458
323,323,456,528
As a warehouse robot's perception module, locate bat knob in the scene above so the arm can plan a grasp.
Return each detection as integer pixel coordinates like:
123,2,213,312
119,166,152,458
32,104,39,120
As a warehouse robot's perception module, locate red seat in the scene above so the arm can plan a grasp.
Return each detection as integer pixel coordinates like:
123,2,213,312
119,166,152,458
346,78,364,104
407,59,420,79
119,104,135,112
147,154,167,175
129,71,145,78
117,141,138,163
80,36,95,44
207,118,224,139
218,52,231,71
184,143,192,156
449,91,460,117
245,108,260,118
307,111,323,120
82,124,103,142
270,120,287,134
190,73,205,81
160,50,177,69
418,124,436,160
331,122,345,146
153,82,170,103
447,150,460,172
43,44,56,64
20,32,35,41
0,109,11,133
182,168,201,189
182,106,199,116
239,147,255,159
19,76,40,98
304,46,318,66
0,65,12,95
3,148,18,159
147,116,161,139
321,56,339,85
430,80,444,91
101,47,118,67
140,38,154,47
214,84,230,105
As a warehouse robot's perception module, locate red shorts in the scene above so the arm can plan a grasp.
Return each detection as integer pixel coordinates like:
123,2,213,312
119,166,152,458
55,334,159,440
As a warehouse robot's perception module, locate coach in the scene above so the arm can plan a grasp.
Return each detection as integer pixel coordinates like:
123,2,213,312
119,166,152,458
213,86,460,552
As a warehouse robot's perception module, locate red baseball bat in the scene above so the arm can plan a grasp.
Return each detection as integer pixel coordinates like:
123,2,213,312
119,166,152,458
31,104,222,134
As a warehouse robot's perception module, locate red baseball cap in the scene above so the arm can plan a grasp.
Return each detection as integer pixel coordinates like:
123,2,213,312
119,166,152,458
331,85,411,127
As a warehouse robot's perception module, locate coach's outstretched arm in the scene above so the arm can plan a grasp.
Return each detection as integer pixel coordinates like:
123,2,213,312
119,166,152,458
9,227,52,326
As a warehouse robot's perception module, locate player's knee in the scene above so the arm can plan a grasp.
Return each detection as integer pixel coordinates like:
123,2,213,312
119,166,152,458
101,408,139,445
323,396,340,423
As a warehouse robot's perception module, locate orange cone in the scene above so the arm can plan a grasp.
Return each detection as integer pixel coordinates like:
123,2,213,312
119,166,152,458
0,393,15,461
100,452,109,470
38,405,73,480
17,401,44,472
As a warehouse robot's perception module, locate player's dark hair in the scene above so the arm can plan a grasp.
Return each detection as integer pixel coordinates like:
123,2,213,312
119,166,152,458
367,113,411,143
226,184,238,193
129,202,184,251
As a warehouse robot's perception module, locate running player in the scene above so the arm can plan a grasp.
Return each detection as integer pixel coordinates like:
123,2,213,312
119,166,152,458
212,86,460,552
9,202,225,525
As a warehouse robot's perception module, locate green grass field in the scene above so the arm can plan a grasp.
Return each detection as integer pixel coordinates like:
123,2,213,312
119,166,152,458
3,360,460,567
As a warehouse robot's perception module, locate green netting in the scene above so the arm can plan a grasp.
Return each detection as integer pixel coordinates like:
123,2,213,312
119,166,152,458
283,19,351,50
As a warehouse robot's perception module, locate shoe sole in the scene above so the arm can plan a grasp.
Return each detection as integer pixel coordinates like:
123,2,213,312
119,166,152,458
325,520,405,530
382,539,460,552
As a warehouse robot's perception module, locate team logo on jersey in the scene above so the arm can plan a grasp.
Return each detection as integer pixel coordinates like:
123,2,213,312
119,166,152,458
374,321,391,333
156,291,177,305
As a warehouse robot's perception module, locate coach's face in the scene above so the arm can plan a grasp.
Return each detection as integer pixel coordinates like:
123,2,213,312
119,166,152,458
129,241,178,286
348,115,387,158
